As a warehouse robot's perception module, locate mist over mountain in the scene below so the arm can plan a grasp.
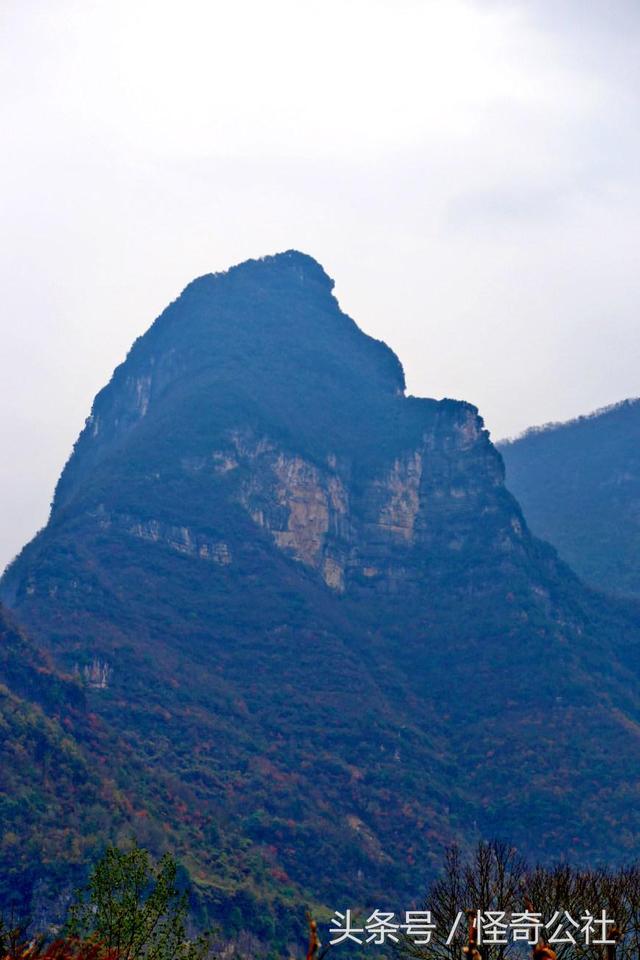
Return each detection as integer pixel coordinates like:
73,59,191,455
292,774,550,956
2,251,640,934
500,399,640,597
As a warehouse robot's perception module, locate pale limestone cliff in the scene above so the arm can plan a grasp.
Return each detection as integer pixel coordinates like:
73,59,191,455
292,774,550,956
192,415,524,594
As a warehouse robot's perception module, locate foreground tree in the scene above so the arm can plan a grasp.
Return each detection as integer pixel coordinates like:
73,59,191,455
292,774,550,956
397,841,527,960
65,843,210,960
396,842,640,960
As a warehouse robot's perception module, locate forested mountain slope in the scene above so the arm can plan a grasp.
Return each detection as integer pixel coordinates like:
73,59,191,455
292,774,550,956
500,399,640,596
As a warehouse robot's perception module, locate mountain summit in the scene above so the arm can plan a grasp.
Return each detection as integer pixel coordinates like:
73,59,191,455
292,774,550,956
50,250,407,518
3,253,640,933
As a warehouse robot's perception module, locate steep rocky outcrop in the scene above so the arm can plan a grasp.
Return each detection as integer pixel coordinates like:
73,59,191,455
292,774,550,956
2,251,640,936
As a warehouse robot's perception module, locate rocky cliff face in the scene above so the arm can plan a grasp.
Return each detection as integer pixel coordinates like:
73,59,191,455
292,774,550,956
3,251,640,937
173,401,517,596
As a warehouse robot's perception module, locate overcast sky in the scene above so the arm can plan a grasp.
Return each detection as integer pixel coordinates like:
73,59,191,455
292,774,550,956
2,0,640,571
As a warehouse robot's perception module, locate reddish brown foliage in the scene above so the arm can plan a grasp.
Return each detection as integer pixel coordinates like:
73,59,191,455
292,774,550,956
2,938,118,960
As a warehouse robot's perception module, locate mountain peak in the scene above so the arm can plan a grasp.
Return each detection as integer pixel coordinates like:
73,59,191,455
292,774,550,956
46,251,410,511
185,249,335,299
236,249,335,288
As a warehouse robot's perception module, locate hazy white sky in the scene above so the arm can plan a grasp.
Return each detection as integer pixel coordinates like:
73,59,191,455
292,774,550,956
2,0,640,571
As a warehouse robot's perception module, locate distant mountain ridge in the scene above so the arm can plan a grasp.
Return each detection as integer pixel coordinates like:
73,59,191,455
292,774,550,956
504,397,640,439
2,251,640,939
500,398,640,597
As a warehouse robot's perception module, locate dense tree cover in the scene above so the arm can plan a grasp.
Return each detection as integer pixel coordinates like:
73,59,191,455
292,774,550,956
499,399,640,597
0,606,124,912
0,604,222,926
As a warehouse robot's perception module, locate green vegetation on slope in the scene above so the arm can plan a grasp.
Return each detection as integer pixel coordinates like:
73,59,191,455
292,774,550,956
499,399,640,597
